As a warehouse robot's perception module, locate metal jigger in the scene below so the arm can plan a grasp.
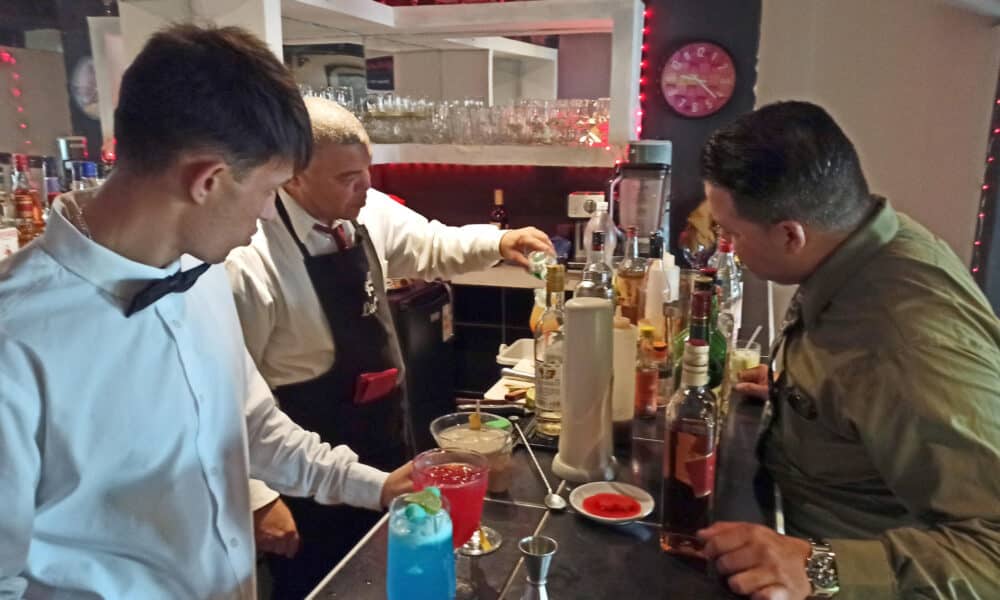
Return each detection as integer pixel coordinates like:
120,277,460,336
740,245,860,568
518,536,558,600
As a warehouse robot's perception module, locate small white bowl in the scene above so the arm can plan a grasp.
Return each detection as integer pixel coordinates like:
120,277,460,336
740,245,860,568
568,481,655,525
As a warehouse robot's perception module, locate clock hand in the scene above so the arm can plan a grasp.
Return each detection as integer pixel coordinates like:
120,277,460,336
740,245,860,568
680,74,718,99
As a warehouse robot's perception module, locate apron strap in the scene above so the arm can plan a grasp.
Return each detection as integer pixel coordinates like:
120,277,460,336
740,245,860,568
275,196,312,259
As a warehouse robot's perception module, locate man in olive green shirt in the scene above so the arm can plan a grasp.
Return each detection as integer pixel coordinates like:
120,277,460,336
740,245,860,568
696,101,1000,599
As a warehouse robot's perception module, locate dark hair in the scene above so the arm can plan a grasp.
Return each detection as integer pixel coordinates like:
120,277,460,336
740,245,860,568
114,25,311,176
700,100,872,230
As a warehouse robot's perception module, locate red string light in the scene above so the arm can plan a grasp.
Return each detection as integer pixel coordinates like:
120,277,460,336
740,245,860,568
971,74,1000,283
636,2,652,140
2,48,31,147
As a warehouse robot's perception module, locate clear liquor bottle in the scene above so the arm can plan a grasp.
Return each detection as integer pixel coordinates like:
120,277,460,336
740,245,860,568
575,230,615,301
614,226,646,324
13,154,42,247
534,264,566,437
660,340,717,559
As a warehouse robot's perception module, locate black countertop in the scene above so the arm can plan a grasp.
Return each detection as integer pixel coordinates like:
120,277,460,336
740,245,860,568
305,395,769,600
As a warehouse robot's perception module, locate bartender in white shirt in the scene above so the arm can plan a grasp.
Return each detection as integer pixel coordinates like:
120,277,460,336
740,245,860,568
225,97,553,597
0,26,412,600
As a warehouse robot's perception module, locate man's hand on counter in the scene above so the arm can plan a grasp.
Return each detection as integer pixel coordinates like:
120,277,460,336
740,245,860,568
380,461,416,508
499,227,556,269
699,522,812,600
734,364,770,401
253,498,301,558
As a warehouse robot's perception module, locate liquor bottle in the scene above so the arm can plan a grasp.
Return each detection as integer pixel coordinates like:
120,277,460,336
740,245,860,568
672,275,726,391
614,226,646,324
660,340,717,559
635,323,659,419
654,340,672,407
0,154,14,228
534,264,566,437
582,200,617,266
575,230,615,301
489,189,509,229
639,231,670,338
698,269,730,394
708,237,742,339
611,308,637,450
13,154,42,246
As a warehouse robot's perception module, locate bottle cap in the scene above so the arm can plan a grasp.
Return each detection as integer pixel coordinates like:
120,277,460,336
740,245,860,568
718,237,733,253
82,162,98,178
638,323,655,339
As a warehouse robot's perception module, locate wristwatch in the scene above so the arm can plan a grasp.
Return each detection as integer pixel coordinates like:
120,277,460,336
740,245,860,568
805,539,840,598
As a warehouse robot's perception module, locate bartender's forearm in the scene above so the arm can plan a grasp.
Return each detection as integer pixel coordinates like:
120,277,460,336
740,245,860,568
242,351,388,510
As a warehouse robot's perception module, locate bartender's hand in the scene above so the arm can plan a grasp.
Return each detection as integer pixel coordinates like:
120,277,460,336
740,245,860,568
253,498,301,558
734,364,770,402
499,227,556,269
699,522,811,600
380,461,415,508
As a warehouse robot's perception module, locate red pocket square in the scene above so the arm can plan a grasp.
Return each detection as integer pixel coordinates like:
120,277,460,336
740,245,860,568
353,368,399,405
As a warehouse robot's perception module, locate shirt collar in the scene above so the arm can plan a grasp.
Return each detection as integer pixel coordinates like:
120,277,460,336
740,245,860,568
798,196,898,329
277,187,350,243
41,192,180,305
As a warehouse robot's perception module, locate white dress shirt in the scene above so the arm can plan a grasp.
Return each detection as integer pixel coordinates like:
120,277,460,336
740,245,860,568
225,188,505,509
0,193,388,600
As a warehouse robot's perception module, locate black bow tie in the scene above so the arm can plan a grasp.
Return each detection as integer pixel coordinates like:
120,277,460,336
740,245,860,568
125,263,211,317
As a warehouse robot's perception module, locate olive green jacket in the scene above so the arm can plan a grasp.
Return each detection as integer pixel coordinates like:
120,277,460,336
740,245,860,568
762,199,1000,599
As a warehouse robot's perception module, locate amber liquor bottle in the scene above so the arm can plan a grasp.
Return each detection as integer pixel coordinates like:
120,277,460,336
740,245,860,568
660,339,717,559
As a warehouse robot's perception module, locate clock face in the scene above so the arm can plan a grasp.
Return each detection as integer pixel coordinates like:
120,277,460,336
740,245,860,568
660,42,736,118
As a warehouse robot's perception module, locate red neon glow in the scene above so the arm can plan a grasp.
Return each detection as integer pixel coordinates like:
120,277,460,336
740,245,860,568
989,156,996,163
11,88,22,97
16,106,23,113
12,72,20,80
18,123,26,129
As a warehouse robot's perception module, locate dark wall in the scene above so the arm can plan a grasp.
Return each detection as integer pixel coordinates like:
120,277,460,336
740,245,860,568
641,0,762,254
55,0,118,160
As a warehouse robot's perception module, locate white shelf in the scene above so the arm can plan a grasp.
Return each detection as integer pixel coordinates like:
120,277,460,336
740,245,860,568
280,0,642,143
370,143,622,167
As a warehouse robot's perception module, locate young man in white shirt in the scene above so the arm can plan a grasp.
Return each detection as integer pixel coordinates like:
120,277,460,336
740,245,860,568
225,97,553,597
0,25,411,600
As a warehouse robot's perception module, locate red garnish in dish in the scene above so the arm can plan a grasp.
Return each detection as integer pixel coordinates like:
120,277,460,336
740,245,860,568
582,492,641,518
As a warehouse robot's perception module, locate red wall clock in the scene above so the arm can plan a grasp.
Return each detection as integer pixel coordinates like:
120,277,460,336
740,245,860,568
660,42,736,118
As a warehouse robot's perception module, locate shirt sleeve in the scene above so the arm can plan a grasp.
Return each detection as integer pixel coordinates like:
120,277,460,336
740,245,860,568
241,349,388,511
369,192,505,280
0,337,42,599
830,341,1000,599
224,247,276,369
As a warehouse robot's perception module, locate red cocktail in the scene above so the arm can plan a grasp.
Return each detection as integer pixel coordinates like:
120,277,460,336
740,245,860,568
413,448,489,550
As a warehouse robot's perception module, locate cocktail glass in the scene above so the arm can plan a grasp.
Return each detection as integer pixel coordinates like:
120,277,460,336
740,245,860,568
412,448,494,555
413,448,492,599
430,412,514,495
386,491,455,600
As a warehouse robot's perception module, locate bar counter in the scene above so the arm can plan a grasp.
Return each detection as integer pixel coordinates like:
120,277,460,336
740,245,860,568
305,393,771,600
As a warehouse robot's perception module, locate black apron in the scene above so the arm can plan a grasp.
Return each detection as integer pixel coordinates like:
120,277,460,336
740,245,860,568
267,199,410,599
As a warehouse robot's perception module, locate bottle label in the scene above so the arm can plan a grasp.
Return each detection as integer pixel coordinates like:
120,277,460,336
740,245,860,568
666,430,716,498
536,359,562,411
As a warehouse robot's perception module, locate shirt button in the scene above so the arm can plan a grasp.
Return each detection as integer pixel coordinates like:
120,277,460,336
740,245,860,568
229,537,239,548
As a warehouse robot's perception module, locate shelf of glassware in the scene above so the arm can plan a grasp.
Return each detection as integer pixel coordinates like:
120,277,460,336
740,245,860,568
370,143,623,167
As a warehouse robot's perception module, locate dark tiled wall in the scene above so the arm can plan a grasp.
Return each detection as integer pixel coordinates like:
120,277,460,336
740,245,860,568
372,164,612,241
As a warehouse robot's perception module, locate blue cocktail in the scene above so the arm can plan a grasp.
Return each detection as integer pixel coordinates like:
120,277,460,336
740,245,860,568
387,488,456,600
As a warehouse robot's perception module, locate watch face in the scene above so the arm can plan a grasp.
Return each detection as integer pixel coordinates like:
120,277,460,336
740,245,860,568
660,42,735,118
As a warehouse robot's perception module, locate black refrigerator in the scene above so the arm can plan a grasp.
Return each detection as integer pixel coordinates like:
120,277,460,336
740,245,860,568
388,280,456,452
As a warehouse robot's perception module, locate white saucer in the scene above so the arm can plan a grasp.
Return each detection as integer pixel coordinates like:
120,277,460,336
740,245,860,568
568,481,655,525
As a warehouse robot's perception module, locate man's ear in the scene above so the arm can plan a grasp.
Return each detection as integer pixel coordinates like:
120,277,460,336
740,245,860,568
182,159,228,206
774,220,807,254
